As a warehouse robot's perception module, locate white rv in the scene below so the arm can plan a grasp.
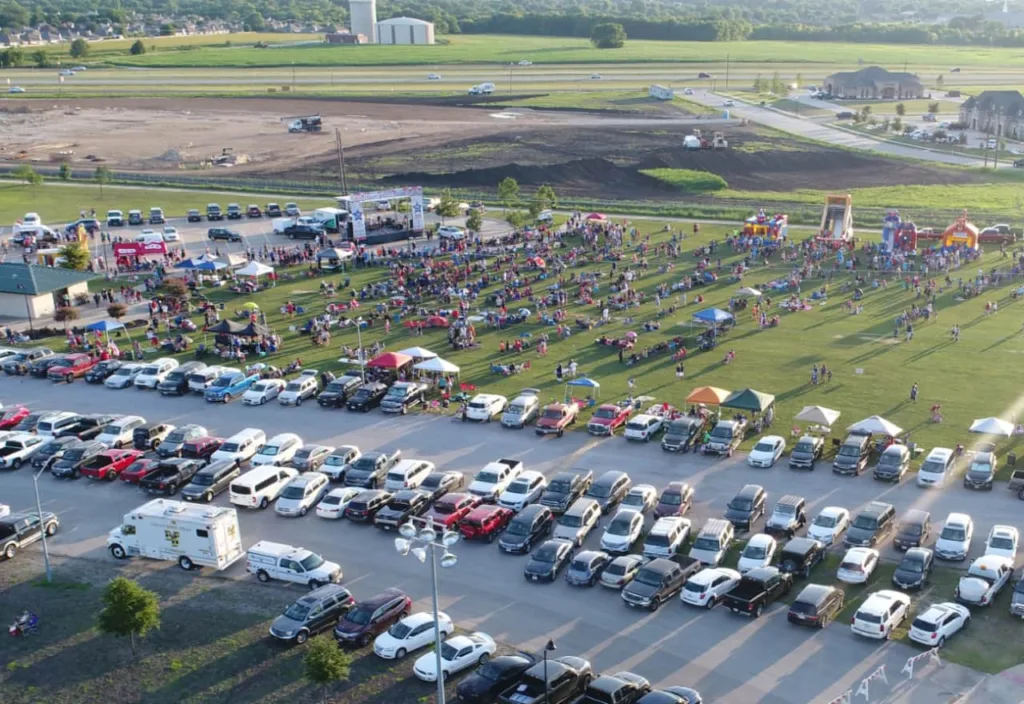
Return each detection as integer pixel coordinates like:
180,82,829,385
106,499,245,571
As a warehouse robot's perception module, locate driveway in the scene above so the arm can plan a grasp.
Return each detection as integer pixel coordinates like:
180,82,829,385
0,379,1006,703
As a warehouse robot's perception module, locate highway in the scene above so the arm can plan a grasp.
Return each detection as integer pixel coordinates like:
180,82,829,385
0,378,1010,703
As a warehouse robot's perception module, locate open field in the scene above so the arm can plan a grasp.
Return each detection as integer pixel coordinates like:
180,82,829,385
90,34,1024,69
49,32,323,62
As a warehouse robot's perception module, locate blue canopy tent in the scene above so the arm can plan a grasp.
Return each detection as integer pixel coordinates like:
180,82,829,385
194,260,227,271
692,308,734,325
565,376,600,402
84,318,131,346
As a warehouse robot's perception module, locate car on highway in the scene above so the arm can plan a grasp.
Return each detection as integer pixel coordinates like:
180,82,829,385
334,588,411,647
524,538,575,582
788,435,824,469
426,73,442,80
275,473,330,517
374,611,454,660
1,510,60,560
807,506,850,546
243,379,286,405
207,227,242,242
681,567,741,609
456,652,536,704
316,487,363,519
909,602,970,647
748,435,786,468
414,631,496,682
270,584,354,645
956,556,1014,606
851,590,910,640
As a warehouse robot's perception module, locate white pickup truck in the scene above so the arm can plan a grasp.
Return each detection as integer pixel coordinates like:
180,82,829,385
0,432,46,469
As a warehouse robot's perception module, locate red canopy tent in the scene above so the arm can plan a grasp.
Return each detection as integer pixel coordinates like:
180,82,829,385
586,213,606,221
426,315,450,328
367,351,413,369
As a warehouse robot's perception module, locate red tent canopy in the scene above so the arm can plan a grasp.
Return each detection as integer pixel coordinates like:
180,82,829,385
426,315,450,328
586,213,606,221
367,351,413,369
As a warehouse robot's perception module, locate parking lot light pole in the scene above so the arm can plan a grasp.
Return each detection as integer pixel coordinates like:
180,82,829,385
395,517,460,704
543,639,556,704
355,317,366,382
32,466,52,583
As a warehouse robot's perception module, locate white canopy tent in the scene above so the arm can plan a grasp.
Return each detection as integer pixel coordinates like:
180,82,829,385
795,405,841,428
969,417,1013,437
413,357,460,374
399,346,438,360
737,286,763,297
236,261,275,278
848,415,903,436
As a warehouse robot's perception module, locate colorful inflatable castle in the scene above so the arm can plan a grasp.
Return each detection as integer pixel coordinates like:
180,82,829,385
742,210,788,241
941,209,979,251
881,210,917,253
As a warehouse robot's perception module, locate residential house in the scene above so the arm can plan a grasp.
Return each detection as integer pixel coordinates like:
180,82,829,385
0,31,14,46
823,66,924,100
960,90,1024,138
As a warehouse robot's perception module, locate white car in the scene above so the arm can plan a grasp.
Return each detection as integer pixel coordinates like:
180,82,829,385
748,436,786,468
252,433,303,467
427,73,442,80
161,226,180,242
9,86,25,94
935,512,974,561
467,460,523,502
683,88,694,95
600,508,644,554
374,611,454,660
275,473,330,517
837,547,880,584
808,506,850,546
623,414,663,442
723,99,735,107
518,60,532,66
243,379,285,405
621,484,658,513
413,631,495,682
681,567,741,608
956,556,1014,606
96,415,146,448
851,590,910,640
497,470,547,511
917,447,955,487
590,73,602,80
0,503,8,517
104,363,144,389
316,487,363,519
132,358,178,389
909,602,970,647
465,394,507,421
737,534,777,574
437,225,465,240
0,433,45,469
985,525,1019,560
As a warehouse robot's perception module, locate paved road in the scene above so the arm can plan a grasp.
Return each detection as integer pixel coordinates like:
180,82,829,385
0,379,1010,703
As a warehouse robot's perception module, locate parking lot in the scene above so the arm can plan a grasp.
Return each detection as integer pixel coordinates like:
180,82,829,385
1,377,1014,702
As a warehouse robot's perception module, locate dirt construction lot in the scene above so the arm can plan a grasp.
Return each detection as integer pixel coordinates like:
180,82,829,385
0,97,987,199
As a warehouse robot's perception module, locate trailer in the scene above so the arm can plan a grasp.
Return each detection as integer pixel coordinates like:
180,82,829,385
284,115,323,133
107,499,244,571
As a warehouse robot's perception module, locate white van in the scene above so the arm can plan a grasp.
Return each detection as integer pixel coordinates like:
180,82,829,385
384,459,435,492
133,357,179,389
188,366,227,394
36,411,80,438
245,540,341,587
278,375,318,406
917,447,956,488
97,415,147,448
252,433,303,467
212,428,266,466
230,465,299,509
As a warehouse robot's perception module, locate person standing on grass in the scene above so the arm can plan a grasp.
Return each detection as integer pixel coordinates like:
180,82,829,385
910,383,919,403
810,364,819,386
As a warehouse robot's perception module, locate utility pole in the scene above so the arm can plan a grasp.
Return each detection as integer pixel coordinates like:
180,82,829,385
335,128,348,196
725,54,730,90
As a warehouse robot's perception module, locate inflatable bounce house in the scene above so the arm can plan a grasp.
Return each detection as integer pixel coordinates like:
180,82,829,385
941,210,979,251
817,194,853,244
742,210,788,241
881,210,917,253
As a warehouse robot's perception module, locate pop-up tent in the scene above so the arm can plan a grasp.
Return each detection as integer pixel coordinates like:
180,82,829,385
85,320,125,334
685,386,731,405
367,351,412,369
721,388,775,413
236,261,274,278
969,417,1013,437
399,346,438,360
317,247,354,272
565,376,600,400
692,308,734,325
848,415,902,436
737,287,763,297
413,357,460,374
206,319,248,335
795,405,841,428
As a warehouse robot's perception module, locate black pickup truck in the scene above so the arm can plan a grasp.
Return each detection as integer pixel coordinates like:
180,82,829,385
497,655,593,704
138,458,205,496
721,566,793,618
621,555,702,611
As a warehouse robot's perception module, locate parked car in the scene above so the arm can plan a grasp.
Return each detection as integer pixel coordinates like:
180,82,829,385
851,590,910,640
748,436,786,468
623,414,663,442
723,484,766,531
893,509,932,551
374,611,454,660
275,473,330,517
465,393,508,422
702,419,746,456
892,547,934,590
333,588,412,647
524,538,575,582
456,652,537,704
837,547,880,584
587,404,632,436
343,489,392,522
500,389,541,428
599,554,646,590
788,435,824,469
270,584,354,645
317,375,363,408
78,449,143,481
807,506,850,546
540,469,593,514
84,360,123,384
623,484,659,514
316,487,363,519
660,416,706,453
764,494,806,537
347,383,388,412
654,481,694,518
956,556,1014,606
737,534,777,574
495,655,592,704
586,470,632,514
1,510,60,560
417,470,463,501
424,492,480,530
498,504,555,554
181,460,241,503
787,584,844,628
374,490,432,531
873,444,911,482
844,501,895,548
721,566,793,618
497,470,547,511
909,602,970,647
935,512,974,561
207,227,242,242
964,450,997,490
621,556,698,611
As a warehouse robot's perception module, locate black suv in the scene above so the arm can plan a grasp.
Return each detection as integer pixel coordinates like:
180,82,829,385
540,469,593,514
833,432,872,475
187,209,202,222
586,470,631,515
524,538,575,582
226,203,243,219
285,223,324,240
84,359,122,384
157,424,208,458
29,357,63,378
892,547,933,590
344,489,392,522
499,504,554,554
50,440,107,479
206,203,223,220
574,672,650,704
788,584,844,628
31,437,78,470
844,501,895,548
158,361,207,396
776,537,825,578
497,656,592,704
265,203,283,217
181,460,241,503
347,382,388,412
723,484,766,532
893,509,931,551
271,584,354,645
334,587,411,647
1,511,60,560
788,435,824,469
208,227,242,242
317,375,363,408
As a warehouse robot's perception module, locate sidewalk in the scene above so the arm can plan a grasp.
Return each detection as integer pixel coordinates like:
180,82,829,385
0,294,150,335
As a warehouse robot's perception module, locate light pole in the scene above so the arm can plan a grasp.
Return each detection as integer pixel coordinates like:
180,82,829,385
543,639,556,704
33,466,53,583
355,316,365,382
395,517,460,704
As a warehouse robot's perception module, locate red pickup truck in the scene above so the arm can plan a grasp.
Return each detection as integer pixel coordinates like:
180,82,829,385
47,353,96,383
535,402,580,438
80,449,144,481
586,404,632,436
425,492,481,529
460,505,514,542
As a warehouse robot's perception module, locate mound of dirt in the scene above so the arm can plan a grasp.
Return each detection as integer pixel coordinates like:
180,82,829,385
384,157,678,195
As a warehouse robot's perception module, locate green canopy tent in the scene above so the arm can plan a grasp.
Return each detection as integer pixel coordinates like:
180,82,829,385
720,388,776,413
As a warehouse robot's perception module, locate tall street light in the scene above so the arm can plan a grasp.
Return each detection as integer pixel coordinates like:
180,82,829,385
33,466,53,583
355,316,366,382
395,517,459,704
543,639,557,704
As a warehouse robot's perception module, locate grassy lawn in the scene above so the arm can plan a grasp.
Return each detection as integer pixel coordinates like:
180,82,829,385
69,32,323,62
0,555,470,704
96,34,1024,69
482,90,678,113
639,168,729,192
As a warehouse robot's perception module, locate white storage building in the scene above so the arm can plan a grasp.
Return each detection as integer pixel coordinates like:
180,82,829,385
376,17,435,45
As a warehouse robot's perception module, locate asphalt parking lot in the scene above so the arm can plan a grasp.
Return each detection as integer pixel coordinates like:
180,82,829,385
0,378,1011,703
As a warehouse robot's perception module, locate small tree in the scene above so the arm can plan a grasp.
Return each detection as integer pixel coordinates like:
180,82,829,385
433,188,460,224
928,102,940,114
891,117,902,133
936,74,944,88
505,209,526,230
96,576,161,657
535,183,558,210
895,102,906,117
304,634,352,704
770,71,784,94
129,40,146,56
794,73,803,88
93,165,112,198
69,38,90,59
497,177,520,212
752,75,764,93
860,105,872,118
163,278,189,300
31,49,47,68
53,306,79,332
903,123,915,135
58,161,72,181
465,208,483,234
107,302,128,321
590,22,626,49
881,117,891,131
12,164,42,186
59,241,90,271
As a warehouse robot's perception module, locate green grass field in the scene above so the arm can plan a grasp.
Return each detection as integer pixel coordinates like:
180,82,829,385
639,168,729,192
62,32,323,62
96,34,1024,69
